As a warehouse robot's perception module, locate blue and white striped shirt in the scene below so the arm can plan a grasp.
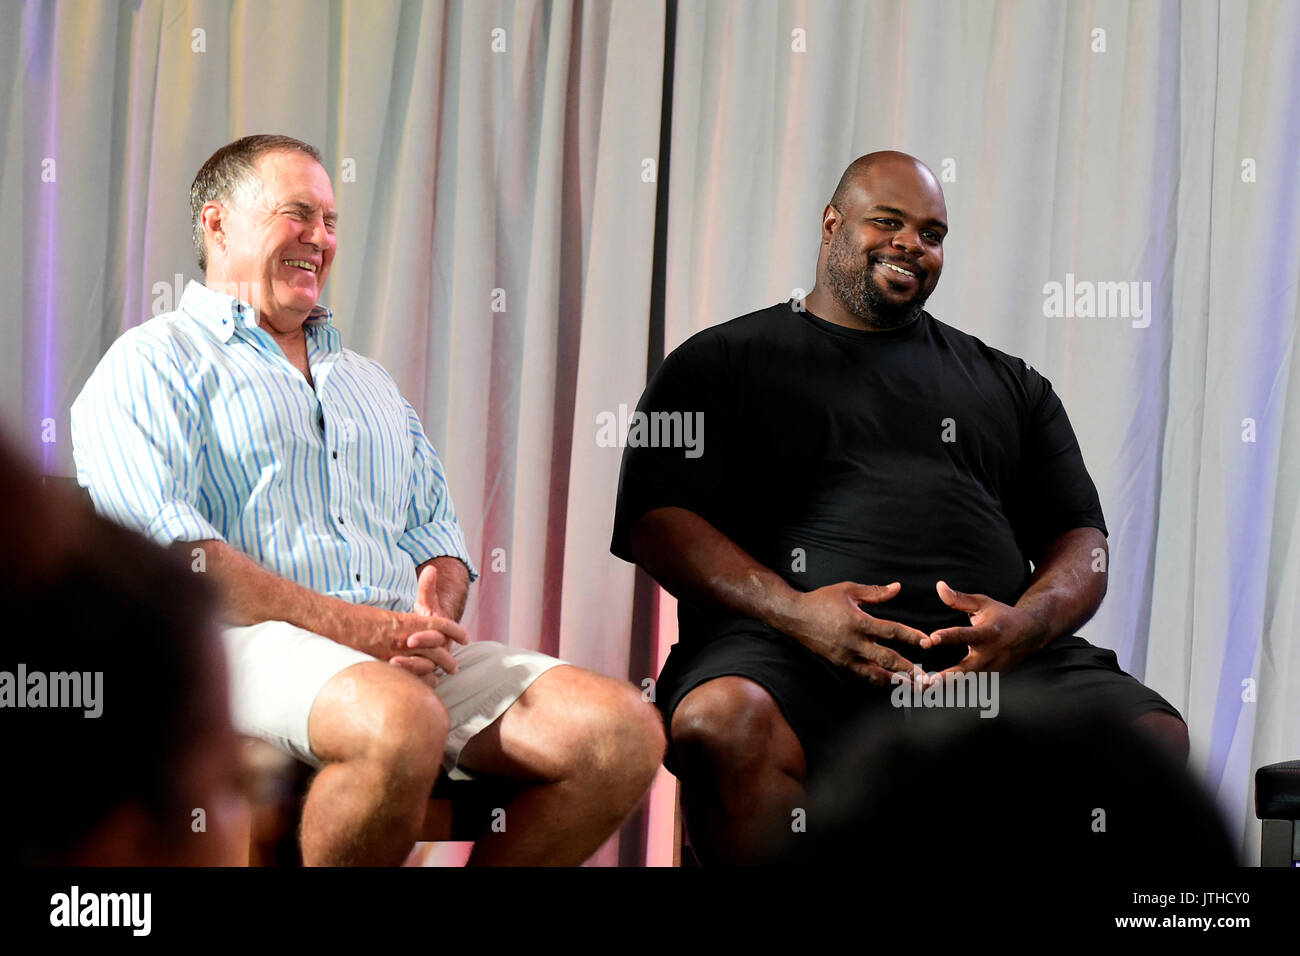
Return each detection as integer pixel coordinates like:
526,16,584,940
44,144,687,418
71,280,477,613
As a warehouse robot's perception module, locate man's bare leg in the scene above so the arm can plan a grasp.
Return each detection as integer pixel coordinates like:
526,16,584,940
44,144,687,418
670,676,807,865
450,665,665,866
301,661,448,865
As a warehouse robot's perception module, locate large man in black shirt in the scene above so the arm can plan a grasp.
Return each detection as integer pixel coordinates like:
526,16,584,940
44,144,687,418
611,151,1187,865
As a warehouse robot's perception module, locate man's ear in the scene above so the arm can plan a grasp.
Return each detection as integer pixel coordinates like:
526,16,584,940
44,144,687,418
201,201,227,257
821,203,842,244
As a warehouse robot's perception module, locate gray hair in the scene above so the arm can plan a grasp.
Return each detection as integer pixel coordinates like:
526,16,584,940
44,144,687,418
189,134,323,272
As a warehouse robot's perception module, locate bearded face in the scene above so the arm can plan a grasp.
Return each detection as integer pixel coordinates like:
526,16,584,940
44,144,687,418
823,220,935,331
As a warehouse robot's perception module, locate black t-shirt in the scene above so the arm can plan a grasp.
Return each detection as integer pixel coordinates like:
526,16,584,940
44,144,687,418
611,300,1107,663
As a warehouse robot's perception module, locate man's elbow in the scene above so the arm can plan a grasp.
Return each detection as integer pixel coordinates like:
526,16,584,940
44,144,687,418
627,510,676,570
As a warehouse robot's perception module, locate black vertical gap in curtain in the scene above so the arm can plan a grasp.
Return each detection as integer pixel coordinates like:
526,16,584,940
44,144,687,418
618,0,677,868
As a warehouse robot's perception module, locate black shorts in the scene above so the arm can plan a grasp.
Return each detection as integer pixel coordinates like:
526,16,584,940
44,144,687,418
655,625,1184,781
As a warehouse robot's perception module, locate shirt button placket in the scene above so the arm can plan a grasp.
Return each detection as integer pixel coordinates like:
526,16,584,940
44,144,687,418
334,412,361,588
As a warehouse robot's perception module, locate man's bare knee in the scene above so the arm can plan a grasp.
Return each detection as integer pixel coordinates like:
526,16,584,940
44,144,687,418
545,673,665,809
671,676,804,777
595,681,667,784
308,662,448,780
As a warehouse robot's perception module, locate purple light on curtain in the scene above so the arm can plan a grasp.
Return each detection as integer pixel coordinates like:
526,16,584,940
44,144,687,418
1211,50,1300,784
1208,500,1267,788
24,0,57,474
39,127,57,477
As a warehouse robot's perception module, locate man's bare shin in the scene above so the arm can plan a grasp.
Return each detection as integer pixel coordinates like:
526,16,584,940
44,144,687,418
300,663,447,865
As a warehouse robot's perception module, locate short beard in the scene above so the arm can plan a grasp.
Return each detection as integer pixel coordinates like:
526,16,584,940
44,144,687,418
824,232,929,330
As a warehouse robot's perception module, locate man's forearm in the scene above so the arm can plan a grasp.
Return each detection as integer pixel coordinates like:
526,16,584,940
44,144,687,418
416,555,470,622
187,538,375,650
1014,527,1108,647
627,506,806,635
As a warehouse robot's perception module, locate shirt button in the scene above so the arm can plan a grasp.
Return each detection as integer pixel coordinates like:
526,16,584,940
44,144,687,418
355,574,361,582
332,450,338,459
337,515,344,524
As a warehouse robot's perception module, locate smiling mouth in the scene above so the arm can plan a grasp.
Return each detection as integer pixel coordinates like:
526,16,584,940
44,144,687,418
282,259,318,273
877,260,918,280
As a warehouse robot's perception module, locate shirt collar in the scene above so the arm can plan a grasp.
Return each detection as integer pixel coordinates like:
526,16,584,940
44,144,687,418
179,280,334,343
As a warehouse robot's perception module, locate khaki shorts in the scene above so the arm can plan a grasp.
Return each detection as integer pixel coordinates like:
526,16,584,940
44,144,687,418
222,621,566,780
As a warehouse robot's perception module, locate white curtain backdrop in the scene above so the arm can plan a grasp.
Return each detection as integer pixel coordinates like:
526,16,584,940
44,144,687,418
661,0,1300,864
3,0,1298,866
3,0,666,867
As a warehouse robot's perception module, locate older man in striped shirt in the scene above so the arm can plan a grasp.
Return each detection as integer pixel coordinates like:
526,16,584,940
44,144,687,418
71,134,664,866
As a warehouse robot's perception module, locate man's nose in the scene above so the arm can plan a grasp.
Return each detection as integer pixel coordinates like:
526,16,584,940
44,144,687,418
302,215,331,249
891,229,923,255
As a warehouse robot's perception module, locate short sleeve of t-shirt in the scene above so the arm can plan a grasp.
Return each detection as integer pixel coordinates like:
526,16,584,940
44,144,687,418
1007,361,1108,563
610,333,728,562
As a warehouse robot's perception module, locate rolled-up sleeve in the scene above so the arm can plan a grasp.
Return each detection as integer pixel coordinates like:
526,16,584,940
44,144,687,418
397,400,478,580
70,333,223,547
